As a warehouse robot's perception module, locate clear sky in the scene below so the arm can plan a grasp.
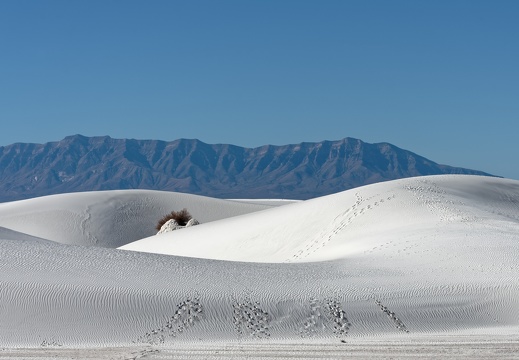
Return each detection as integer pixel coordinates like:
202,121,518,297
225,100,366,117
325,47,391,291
0,0,517,179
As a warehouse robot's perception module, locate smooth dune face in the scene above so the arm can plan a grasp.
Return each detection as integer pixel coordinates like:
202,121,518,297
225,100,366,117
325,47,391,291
120,175,519,263
0,175,518,347
0,190,276,248
0,226,51,243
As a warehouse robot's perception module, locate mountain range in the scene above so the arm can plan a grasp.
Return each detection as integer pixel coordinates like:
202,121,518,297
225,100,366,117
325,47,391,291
0,135,493,202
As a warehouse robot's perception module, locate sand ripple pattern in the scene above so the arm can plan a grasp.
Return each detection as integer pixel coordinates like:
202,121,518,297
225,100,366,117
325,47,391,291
375,299,409,333
299,298,351,338
232,297,271,338
136,296,204,344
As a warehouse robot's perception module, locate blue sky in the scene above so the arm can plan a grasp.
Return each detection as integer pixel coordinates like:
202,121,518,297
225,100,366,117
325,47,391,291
0,0,517,179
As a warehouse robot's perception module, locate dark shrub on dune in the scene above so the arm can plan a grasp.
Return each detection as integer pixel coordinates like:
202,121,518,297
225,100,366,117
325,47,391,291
155,208,192,231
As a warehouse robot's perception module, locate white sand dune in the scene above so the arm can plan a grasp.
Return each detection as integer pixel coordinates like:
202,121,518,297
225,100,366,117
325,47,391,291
0,226,52,243
121,175,519,263
0,175,518,352
0,190,276,247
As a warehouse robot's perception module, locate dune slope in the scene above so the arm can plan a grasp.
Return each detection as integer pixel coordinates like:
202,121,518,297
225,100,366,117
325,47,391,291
0,175,518,347
121,175,519,263
0,190,275,247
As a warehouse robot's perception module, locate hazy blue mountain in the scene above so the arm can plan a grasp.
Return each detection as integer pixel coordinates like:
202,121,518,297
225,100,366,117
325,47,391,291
0,135,493,202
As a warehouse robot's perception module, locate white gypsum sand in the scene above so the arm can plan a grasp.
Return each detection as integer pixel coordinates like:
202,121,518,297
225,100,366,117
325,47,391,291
0,175,518,358
0,189,276,247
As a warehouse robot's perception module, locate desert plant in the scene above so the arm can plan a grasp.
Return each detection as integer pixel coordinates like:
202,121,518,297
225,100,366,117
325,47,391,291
155,208,192,231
